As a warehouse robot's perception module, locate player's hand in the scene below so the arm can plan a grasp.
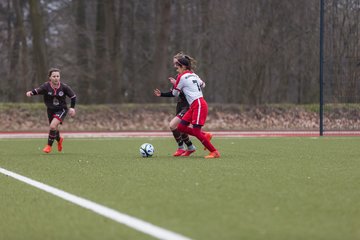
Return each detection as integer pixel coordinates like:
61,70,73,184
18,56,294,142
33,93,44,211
26,91,33,97
168,77,176,86
68,108,76,117
153,89,161,97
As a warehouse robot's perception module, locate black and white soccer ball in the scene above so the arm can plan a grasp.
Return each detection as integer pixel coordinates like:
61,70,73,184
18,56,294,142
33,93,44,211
139,143,154,157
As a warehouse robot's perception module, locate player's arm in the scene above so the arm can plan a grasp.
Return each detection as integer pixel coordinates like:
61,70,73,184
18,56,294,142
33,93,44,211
25,84,46,97
168,77,176,86
154,76,178,97
200,79,205,88
153,88,174,97
63,84,77,117
68,95,76,117
172,78,183,97
26,90,35,97
172,89,180,97
63,85,76,105
70,95,77,108
160,91,174,97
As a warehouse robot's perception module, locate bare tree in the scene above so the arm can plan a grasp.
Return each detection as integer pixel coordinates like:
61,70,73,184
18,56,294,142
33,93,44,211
0,0,359,105
75,0,91,103
29,0,48,84
149,0,171,100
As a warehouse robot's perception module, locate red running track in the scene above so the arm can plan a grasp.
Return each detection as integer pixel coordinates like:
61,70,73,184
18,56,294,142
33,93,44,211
1,131,360,138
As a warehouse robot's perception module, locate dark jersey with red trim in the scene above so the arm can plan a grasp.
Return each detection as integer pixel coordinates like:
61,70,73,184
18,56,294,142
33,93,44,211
169,74,189,114
34,82,76,110
176,92,189,112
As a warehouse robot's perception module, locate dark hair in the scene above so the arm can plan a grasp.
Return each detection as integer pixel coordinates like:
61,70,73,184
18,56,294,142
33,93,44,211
177,56,190,68
48,68,60,77
174,53,197,70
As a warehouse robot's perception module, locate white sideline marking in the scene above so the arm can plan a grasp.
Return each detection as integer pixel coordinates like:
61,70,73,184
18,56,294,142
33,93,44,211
0,167,192,240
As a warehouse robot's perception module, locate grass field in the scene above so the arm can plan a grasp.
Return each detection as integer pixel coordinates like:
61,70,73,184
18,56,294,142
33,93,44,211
0,136,360,240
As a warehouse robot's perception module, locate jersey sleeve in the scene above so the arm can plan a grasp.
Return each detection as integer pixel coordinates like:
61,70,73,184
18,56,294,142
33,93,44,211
63,84,77,108
63,84,76,98
172,75,184,97
34,83,48,95
160,91,174,97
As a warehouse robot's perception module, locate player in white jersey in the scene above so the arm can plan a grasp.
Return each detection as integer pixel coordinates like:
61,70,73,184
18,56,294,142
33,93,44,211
153,53,197,157
171,54,220,159
173,72,205,106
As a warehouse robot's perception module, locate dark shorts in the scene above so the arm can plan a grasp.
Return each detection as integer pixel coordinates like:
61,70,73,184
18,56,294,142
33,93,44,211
47,108,68,124
177,108,188,118
176,102,189,119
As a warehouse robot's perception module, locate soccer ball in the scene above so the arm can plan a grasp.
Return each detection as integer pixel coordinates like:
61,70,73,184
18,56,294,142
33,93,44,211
139,143,154,157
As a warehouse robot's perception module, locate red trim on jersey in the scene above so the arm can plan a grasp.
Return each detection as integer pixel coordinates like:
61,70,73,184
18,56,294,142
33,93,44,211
49,81,61,95
175,70,193,88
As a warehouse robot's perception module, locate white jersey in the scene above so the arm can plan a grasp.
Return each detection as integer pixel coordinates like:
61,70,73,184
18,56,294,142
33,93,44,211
172,72,205,105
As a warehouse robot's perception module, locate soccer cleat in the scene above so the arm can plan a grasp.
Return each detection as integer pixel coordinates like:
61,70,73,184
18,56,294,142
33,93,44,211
203,132,213,150
57,137,64,152
181,149,196,157
173,148,186,156
43,145,52,153
204,150,220,159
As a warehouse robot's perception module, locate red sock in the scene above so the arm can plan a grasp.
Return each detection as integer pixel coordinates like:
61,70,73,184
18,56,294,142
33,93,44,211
177,124,194,135
178,124,216,152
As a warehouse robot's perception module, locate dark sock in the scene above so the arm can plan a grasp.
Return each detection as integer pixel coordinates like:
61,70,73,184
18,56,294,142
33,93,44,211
48,130,57,146
55,131,60,142
181,133,193,147
172,129,184,147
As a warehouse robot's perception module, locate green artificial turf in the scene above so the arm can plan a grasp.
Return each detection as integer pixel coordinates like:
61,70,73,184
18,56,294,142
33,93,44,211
0,137,359,240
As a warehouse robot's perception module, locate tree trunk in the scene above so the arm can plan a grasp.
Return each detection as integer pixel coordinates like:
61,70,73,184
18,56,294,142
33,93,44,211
149,1,171,102
29,0,47,84
75,0,91,103
94,0,107,103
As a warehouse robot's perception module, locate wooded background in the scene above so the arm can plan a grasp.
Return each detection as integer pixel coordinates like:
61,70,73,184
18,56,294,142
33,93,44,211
0,0,359,105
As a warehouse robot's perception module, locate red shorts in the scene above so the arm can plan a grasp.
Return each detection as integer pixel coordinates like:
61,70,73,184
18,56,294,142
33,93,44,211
181,97,208,126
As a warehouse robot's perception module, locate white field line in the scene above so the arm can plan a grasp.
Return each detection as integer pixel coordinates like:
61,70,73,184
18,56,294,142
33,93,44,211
0,167,192,240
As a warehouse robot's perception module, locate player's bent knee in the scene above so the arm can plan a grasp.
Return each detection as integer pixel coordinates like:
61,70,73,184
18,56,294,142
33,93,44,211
169,122,177,130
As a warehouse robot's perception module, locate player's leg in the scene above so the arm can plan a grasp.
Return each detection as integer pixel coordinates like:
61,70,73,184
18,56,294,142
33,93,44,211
177,99,219,158
169,116,185,156
43,117,61,153
181,133,194,149
194,101,219,158
43,110,54,153
43,109,66,153
55,128,61,142
178,123,216,152
55,109,68,152
54,109,67,152
56,125,64,152
180,133,196,156
176,108,196,156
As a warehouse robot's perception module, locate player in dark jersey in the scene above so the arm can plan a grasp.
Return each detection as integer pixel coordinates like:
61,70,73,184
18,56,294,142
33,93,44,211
26,68,77,153
154,87,196,156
